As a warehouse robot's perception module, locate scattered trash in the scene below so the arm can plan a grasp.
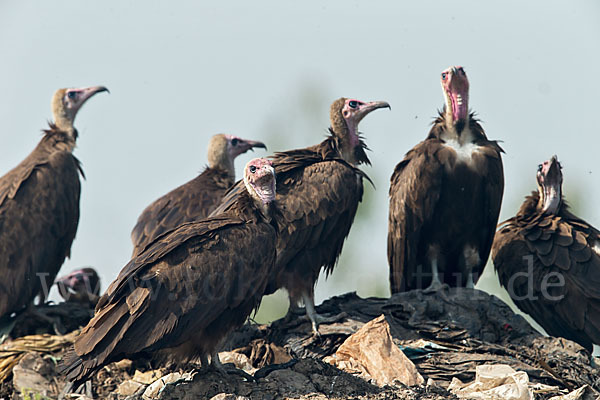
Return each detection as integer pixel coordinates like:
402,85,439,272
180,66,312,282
142,371,195,399
218,351,258,375
549,385,600,400
1,289,599,399
448,364,558,400
324,314,424,387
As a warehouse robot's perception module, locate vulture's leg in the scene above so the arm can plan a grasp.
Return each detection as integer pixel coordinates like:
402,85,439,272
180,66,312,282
423,259,449,294
200,354,210,370
210,352,255,381
286,294,304,317
302,293,347,336
466,272,475,289
462,245,480,289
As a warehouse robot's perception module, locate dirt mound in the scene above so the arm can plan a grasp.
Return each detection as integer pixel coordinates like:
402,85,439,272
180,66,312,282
1,288,599,399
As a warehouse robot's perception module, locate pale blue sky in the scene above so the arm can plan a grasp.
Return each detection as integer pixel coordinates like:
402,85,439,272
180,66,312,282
0,1,599,327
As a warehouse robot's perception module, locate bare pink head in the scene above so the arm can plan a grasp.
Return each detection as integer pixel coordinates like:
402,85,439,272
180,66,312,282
51,86,109,134
244,158,276,206
55,267,101,300
340,98,391,130
330,98,390,162
536,155,563,214
441,66,469,122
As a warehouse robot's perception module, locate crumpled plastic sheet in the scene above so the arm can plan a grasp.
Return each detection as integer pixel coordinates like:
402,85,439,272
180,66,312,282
324,314,424,387
549,385,600,400
448,364,558,400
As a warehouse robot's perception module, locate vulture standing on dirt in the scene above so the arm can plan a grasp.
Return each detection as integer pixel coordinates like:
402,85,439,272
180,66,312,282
388,66,504,293
212,97,390,334
0,86,108,320
131,134,266,256
492,156,600,351
61,158,278,388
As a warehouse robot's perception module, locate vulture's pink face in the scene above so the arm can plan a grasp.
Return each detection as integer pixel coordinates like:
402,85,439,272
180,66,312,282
441,66,469,122
55,267,101,299
225,135,267,159
244,158,276,205
536,155,563,214
341,98,391,129
62,86,109,121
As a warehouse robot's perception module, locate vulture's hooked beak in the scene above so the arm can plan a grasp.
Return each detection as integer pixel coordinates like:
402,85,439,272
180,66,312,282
68,86,109,114
245,139,267,151
354,100,391,123
233,138,267,157
537,155,563,214
75,86,109,102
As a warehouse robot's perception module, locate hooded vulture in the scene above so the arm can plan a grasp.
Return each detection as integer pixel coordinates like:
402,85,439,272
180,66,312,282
61,158,278,388
492,156,600,352
212,97,390,334
131,134,266,256
56,267,101,307
388,66,504,293
0,86,108,320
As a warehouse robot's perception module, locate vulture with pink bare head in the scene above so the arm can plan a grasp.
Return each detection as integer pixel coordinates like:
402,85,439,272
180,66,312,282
0,86,108,320
492,156,600,352
61,158,278,388
388,66,504,293
55,267,101,306
212,97,390,334
131,133,266,256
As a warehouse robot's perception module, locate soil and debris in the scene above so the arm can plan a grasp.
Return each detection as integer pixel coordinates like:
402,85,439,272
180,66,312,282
1,288,599,399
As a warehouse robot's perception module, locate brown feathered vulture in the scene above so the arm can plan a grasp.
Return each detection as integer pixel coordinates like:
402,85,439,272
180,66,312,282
388,66,504,293
131,134,266,257
492,156,600,351
212,97,390,334
61,158,278,388
0,86,108,320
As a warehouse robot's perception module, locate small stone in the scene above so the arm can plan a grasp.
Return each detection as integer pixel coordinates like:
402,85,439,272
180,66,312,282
12,353,52,397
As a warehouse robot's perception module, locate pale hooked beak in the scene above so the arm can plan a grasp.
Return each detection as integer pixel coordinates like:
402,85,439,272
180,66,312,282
354,100,391,123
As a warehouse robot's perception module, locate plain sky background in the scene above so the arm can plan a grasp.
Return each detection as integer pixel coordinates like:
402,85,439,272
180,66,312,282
1,1,599,342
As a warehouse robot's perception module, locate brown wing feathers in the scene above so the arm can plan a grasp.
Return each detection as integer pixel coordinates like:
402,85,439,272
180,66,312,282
0,128,82,318
493,190,600,351
62,166,278,387
130,168,233,257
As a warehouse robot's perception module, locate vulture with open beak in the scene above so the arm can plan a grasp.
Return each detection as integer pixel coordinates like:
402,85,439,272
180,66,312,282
492,156,600,352
131,134,266,256
388,66,504,293
61,158,278,388
212,97,390,334
0,86,108,320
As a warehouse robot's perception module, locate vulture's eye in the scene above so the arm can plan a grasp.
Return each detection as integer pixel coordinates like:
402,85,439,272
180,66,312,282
537,164,543,172
249,165,257,173
441,73,447,80
231,138,238,146
349,100,358,109
67,92,77,99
